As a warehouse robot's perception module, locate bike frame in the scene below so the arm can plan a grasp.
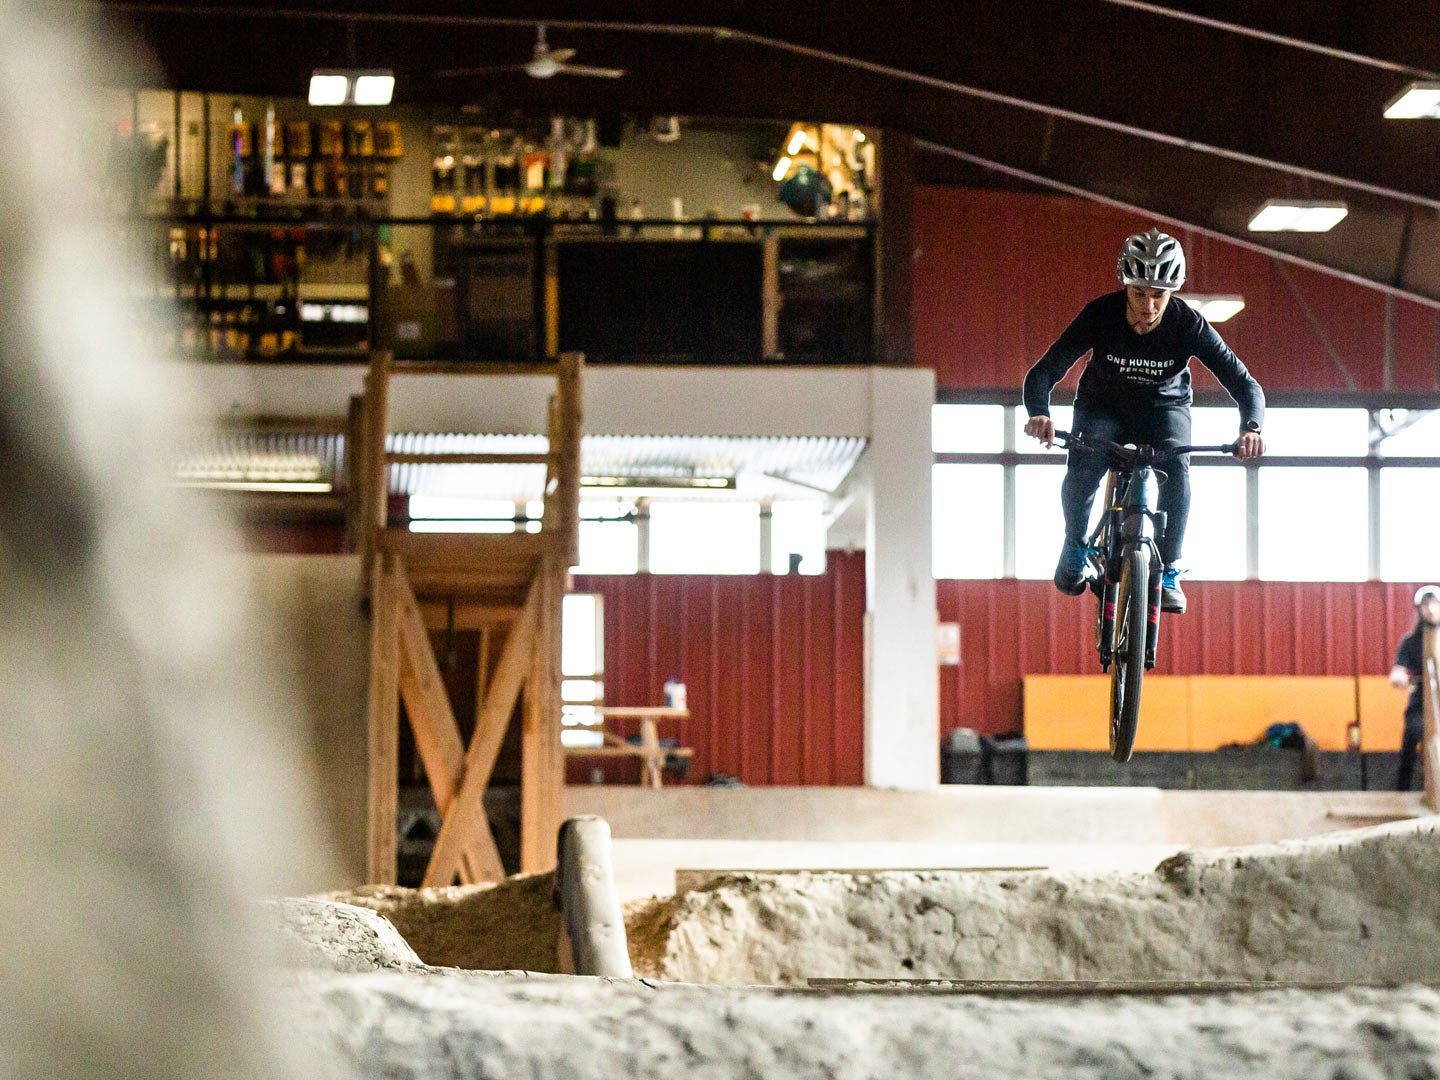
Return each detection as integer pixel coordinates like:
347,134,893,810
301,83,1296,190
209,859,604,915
1056,431,1239,671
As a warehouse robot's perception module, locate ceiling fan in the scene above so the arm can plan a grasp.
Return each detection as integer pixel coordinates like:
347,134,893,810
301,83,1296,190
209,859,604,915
436,24,625,80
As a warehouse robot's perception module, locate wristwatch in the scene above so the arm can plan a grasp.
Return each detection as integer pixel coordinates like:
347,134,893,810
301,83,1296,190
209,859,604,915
1241,420,1261,434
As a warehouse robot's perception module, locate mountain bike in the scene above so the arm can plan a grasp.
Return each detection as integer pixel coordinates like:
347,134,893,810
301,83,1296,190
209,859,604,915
1052,430,1240,762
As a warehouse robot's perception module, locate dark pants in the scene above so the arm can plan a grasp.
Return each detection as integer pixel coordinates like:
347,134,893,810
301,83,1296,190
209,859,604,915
1397,720,1424,791
1062,400,1191,566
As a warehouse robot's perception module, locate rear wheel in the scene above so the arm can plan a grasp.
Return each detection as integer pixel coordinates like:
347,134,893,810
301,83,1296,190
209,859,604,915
1109,546,1148,762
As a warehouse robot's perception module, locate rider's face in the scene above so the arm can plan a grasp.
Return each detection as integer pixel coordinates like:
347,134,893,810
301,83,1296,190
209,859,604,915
1125,285,1171,331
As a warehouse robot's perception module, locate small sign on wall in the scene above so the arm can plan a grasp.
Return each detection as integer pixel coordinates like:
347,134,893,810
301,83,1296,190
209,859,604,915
936,621,961,667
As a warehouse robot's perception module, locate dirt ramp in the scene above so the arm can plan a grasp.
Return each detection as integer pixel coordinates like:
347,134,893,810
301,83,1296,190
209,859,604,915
627,818,1440,985
328,873,561,973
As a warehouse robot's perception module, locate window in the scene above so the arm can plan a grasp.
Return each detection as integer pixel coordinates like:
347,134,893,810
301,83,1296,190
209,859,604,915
770,501,827,575
932,465,1003,578
932,404,1005,453
650,501,762,574
1014,465,1067,578
577,499,638,574
1380,469,1440,582
1184,466,1246,580
408,495,518,533
1190,406,1246,447
1259,467,1367,581
561,594,604,748
1377,410,1440,457
1260,408,1369,457
936,399,1435,587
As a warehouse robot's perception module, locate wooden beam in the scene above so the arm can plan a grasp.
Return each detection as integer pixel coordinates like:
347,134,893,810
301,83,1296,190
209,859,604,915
359,351,392,596
554,352,584,570
365,552,401,884
423,577,540,887
521,554,566,872
343,394,364,554
365,349,392,573
396,566,504,884
417,602,522,632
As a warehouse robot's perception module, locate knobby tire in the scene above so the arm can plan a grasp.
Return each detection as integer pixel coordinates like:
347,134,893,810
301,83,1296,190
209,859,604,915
1109,546,1148,762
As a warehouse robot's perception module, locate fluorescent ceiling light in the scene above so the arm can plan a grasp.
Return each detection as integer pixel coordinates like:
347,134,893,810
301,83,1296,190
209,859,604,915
1384,81,1440,119
1178,294,1245,323
786,129,808,155
581,475,735,490
307,73,349,106
309,69,394,106
353,73,395,106
1247,200,1348,233
772,156,792,182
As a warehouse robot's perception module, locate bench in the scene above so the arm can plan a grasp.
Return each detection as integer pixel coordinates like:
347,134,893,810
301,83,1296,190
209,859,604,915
564,706,693,788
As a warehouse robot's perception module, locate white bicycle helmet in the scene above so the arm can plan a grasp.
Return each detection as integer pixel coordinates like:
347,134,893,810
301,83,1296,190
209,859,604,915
1117,227,1186,290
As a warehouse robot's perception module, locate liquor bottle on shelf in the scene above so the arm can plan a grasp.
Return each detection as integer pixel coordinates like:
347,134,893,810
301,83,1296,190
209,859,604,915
461,126,486,213
374,120,403,159
287,120,312,193
229,102,248,196
431,125,458,213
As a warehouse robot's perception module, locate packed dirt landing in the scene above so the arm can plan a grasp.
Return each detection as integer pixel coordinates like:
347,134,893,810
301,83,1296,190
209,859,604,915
623,818,1440,986
282,972,1440,1080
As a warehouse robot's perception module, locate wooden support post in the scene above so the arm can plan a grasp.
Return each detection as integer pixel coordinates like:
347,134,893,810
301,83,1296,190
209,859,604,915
395,566,505,883
344,393,364,554
555,351,584,570
1423,624,1439,812
424,579,540,887
521,552,566,872
362,349,392,592
365,551,401,884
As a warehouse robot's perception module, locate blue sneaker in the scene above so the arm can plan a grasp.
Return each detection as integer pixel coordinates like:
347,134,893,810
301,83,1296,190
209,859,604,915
1161,565,1186,614
1053,539,1094,596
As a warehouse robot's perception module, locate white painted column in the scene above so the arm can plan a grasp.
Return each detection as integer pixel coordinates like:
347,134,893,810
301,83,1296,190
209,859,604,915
863,368,938,789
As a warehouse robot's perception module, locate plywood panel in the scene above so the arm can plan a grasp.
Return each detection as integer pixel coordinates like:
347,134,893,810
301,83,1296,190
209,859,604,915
1189,676,1354,751
1024,675,1190,751
1358,675,1411,753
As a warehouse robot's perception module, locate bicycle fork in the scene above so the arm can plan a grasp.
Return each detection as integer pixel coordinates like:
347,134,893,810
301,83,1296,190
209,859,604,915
1145,559,1161,668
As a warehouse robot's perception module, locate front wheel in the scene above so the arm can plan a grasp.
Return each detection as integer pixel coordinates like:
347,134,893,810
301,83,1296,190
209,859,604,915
1109,546,1148,762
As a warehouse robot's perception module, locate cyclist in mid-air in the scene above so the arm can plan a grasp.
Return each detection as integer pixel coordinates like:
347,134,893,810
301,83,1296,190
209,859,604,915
1022,228,1266,614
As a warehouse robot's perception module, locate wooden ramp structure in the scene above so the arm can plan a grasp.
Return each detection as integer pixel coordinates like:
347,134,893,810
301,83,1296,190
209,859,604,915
361,351,583,885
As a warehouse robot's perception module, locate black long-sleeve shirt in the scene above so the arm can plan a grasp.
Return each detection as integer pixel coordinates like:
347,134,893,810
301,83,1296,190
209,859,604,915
1395,628,1425,724
1023,291,1265,428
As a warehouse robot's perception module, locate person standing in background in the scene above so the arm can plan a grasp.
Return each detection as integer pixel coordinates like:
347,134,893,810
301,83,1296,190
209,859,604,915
1390,586,1440,791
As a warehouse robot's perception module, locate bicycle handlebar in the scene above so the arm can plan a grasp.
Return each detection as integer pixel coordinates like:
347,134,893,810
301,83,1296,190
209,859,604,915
1052,429,1241,459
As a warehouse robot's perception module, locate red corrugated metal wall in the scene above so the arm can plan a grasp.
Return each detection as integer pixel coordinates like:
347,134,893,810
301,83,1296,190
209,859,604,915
914,185,1440,394
571,551,867,786
939,578,1429,735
